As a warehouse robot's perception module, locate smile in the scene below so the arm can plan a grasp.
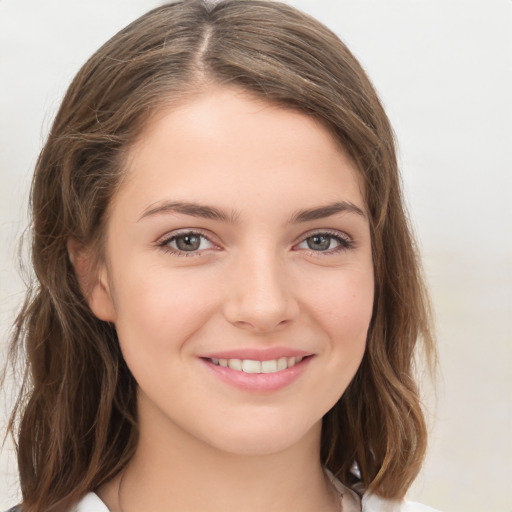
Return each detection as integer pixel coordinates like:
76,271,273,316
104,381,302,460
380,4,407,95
208,356,304,374
200,349,313,392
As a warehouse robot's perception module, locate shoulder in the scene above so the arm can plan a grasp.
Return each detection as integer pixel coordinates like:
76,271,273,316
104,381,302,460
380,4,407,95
362,493,441,512
402,502,441,512
71,492,110,512
326,469,441,512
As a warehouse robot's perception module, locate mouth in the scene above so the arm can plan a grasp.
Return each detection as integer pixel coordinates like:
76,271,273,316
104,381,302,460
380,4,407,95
205,355,309,374
199,352,313,392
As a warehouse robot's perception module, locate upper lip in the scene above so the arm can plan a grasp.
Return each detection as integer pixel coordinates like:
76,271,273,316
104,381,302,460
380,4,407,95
199,347,313,361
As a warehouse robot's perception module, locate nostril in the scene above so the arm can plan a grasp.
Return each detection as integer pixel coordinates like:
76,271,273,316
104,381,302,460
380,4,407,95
222,261,300,331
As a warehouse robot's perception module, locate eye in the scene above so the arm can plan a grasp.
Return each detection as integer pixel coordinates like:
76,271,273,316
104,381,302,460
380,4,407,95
295,231,353,253
158,231,217,255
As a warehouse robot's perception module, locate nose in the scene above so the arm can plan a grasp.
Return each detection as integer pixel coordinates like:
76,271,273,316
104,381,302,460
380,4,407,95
222,248,299,333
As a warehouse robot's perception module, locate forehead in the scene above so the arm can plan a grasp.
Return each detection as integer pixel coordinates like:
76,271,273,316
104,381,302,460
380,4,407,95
117,86,365,218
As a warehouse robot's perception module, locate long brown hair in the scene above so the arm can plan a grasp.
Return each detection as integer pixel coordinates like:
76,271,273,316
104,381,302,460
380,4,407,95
4,1,435,510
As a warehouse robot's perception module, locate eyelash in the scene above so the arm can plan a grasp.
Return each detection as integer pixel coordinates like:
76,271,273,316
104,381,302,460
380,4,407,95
156,230,217,257
296,230,355,255
156,229,355,257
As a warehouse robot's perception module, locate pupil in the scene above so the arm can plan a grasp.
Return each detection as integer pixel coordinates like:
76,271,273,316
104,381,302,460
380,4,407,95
177,234,200,251
308,235,330,251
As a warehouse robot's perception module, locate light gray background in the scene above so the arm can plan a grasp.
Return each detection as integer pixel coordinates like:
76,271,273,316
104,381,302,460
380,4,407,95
1,1,511,510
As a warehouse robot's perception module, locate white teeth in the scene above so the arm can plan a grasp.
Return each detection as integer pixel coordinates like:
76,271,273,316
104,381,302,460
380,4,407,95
277,357,288,371
209,356,306,373
242,359,261,373
261,359,278,373
228,359,242,371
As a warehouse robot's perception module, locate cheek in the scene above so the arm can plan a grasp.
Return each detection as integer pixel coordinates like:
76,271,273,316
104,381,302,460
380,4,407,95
294,267,373,422
304,266,374,395
308,268,374,342
109,264,219,361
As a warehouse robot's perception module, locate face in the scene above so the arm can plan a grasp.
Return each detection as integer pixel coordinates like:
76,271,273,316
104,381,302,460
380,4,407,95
90,87,374,456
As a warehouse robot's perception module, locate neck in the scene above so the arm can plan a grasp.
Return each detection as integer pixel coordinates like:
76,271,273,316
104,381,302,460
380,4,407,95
98,399,339,512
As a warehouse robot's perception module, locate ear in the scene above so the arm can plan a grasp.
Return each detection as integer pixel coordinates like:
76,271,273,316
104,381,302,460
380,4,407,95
67,238,116,322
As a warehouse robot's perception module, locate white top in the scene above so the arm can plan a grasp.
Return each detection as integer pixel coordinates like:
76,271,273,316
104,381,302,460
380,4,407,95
72,485,440,512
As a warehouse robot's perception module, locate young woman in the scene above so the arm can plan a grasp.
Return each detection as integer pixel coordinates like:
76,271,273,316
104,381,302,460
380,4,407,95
4,1,437,511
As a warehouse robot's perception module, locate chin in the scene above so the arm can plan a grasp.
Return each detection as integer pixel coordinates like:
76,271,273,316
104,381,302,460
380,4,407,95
196,418,322,457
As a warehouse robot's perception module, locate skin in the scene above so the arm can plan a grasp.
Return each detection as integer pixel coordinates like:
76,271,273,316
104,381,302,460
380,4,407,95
82,87,374,512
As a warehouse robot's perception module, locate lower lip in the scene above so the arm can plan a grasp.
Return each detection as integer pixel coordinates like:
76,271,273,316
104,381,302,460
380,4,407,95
200,356,313,392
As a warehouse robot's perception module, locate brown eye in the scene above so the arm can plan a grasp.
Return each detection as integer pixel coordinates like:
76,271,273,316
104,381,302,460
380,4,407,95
160,231,216,254
175,234,202,251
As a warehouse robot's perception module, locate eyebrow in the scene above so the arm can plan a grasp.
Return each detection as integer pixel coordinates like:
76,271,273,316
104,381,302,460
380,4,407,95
138,200,366,223
138,201,238,223
288,201,367,223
